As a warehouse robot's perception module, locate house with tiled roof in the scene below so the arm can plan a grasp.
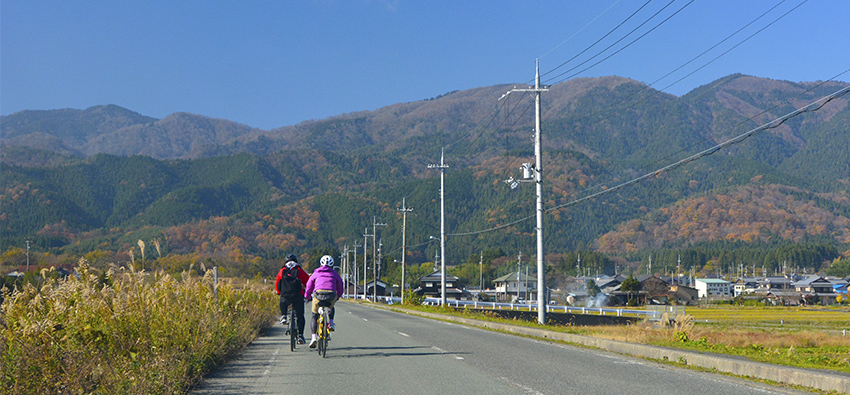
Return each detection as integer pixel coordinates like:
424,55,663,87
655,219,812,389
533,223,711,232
793,276,833,294
413,271,470,300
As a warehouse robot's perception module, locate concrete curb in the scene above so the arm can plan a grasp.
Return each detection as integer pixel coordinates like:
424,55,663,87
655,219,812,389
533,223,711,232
378,305,850,393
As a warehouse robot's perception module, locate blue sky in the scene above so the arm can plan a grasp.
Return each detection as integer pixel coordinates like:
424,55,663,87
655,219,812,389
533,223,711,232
2,0,848,130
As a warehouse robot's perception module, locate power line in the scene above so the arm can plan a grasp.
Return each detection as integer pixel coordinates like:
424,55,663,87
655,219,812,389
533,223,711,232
420,0,828,240
538,0,624,61
547,82,850,212
436,0,726,162
434,0,802,171
447,81,850,237
545,0,697,86
625,53,837,186
591,0,792,118
634,0,796,97
539,0,652,81
448,212,536,237
442,89,525,153
527,0,806,198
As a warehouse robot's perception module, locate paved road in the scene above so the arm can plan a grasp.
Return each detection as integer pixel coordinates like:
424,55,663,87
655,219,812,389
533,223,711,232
193,302,812,394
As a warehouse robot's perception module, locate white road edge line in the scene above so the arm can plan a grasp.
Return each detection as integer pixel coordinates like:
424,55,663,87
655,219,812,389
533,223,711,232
499,377,544,395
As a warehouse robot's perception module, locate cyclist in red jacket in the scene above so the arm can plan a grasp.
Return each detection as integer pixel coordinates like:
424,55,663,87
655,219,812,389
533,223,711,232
275,254,310,344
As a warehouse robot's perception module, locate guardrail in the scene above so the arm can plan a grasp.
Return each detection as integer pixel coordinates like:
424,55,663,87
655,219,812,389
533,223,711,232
343,294,671,319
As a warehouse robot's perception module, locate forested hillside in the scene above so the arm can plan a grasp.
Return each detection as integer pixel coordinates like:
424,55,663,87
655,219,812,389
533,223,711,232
2,74,849,285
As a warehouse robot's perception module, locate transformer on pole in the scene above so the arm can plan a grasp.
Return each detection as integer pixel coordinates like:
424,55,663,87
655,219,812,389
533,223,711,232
501,60,548,324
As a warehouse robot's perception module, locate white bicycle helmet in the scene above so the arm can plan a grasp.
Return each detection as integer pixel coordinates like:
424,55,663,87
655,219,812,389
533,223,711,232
320,255,334,267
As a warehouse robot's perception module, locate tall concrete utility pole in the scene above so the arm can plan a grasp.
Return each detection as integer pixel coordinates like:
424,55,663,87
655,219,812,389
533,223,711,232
577,253,581,277
342,244,348,297
351,241,360,299
363,228,371,300
398,198,413,304
504,60,548,323
478,251,483,294
517,251,522,300
375,239,383,301
372,216,387,301
427,148,449,306
648,255,652,276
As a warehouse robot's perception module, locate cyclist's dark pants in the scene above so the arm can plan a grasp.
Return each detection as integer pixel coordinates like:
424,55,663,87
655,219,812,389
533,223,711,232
279,295,305,336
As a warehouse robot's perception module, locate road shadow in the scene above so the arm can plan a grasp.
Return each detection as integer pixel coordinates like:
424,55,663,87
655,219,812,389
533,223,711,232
318,345,470,359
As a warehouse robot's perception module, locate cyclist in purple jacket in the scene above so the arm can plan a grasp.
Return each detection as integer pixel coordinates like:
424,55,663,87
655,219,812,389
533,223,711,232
304,255,344,348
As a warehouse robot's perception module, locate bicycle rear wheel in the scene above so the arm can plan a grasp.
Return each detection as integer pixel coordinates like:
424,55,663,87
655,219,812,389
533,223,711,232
316,309,323,357
321,309,329,358
288,306,296,351
317,320,324,356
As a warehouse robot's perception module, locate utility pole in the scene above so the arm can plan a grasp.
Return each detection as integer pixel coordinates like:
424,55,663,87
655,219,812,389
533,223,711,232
342,244,348,298
576,253,581,277
398,198,413,304
26,240,31,272
372,216,387,302
427,148,449,306
478,251,484,294
525,265,529,302
363,228,371,300
375,239,383,301
515,252,521,301
648,255,652,276
677,255,681,286
352,241,360,299
503,60,548,324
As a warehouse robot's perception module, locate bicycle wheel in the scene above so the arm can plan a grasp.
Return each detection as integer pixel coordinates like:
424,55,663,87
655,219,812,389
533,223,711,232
288,306,296,351
321,310,329,358
316,311,325,357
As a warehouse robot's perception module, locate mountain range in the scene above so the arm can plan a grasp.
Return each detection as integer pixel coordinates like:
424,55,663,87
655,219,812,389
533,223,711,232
2,73,849,276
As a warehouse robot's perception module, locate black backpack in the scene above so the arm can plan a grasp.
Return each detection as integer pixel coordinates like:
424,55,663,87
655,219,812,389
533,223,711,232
277,266,301,297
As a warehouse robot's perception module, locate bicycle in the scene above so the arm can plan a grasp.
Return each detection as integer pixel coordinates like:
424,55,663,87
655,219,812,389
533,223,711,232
316,305,331,358
284,303,297,351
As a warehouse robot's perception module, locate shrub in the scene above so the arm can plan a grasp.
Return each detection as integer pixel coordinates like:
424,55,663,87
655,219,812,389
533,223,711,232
403,289,424,306
0,262,276,394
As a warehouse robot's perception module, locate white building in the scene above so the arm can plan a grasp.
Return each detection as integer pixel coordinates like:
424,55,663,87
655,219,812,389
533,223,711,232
694,278,732,298
493,272,536,302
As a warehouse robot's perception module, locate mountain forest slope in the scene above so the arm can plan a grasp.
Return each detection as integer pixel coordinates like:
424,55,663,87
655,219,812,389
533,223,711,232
2,74,849,281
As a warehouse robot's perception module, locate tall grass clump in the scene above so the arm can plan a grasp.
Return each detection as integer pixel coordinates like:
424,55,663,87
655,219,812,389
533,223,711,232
1,261,277,395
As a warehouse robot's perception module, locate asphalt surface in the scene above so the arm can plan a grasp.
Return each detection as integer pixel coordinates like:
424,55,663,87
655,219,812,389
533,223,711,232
193,301,813,395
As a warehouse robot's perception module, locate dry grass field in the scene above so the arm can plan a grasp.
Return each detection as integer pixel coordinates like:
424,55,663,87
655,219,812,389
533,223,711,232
0,262,278,395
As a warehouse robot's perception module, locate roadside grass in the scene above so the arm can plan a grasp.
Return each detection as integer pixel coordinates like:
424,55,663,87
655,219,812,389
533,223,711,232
0,261,277,395
387,301,850,374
